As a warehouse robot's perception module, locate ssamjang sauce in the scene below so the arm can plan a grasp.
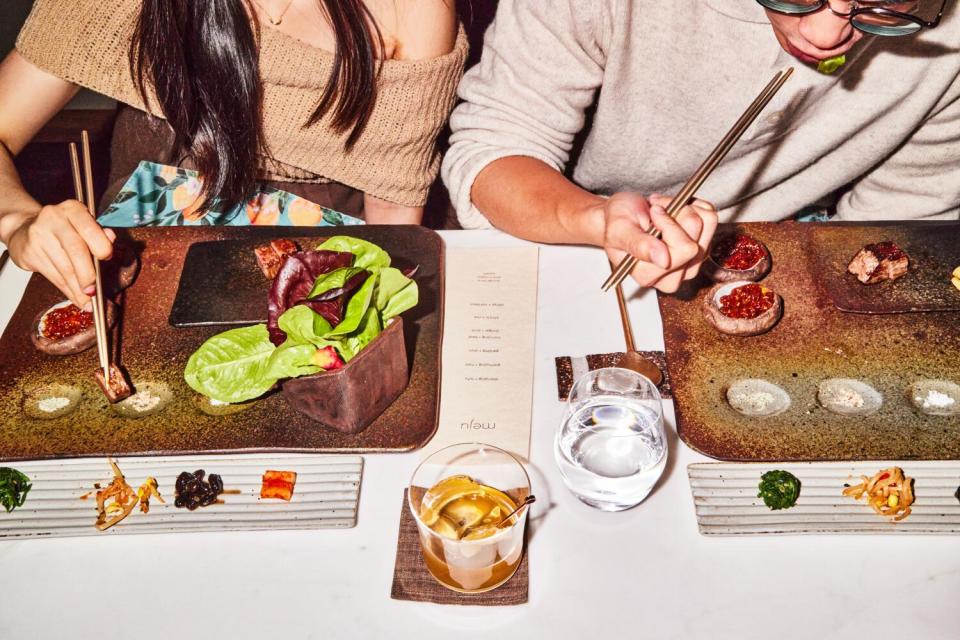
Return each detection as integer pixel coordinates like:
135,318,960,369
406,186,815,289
41,304,93,339
865,241,905,262
719,284,775,319
711,235,766,271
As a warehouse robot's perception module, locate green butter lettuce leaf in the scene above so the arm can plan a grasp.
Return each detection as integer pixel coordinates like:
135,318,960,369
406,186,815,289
338,308,382,362
278,305,334,346
184,324,279,403
378,274,420,322
307,267,366,299
375,268,414,310
328,273,377,336
316,236,391,271
265,342,323,380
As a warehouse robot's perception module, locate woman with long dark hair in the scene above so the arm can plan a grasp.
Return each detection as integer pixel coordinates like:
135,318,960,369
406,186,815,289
0,0,464,307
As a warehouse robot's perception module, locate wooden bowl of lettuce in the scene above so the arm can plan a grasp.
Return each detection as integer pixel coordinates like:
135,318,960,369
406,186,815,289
184,236,419,434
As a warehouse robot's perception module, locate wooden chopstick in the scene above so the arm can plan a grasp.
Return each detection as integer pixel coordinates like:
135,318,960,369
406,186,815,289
602,67,795,292
69,136,110,379
614,283,636,354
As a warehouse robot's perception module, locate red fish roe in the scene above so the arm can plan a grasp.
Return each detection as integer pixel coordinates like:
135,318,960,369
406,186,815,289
711,235,767,271
719,284,774,319
41,304,93,339
865,241,905,262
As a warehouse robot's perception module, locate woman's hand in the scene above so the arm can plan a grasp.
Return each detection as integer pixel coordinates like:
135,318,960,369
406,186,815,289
2,200,115,306
599,192,719,293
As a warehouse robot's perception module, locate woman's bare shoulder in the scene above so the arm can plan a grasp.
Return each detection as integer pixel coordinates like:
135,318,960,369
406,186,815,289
372,0,458,61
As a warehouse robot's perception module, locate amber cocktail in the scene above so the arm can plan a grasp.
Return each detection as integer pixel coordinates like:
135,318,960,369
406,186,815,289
409,444,532,593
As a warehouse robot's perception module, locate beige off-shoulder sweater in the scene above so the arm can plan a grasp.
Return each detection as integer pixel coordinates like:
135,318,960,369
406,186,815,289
17,0,468,207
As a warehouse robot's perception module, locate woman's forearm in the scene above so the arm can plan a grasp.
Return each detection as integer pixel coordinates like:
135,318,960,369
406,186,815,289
470,156,606,247
363,193,423,225
0,142,41,246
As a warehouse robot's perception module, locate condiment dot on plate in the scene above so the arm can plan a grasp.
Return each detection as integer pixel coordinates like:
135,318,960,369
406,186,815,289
907,380,960,416
726,379,791,417
817,379,883,416
111,382,172,418
22,384,83,420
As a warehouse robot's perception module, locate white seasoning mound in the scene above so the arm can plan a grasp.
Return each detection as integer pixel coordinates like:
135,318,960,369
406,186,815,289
829,388,864,408
126,392,162,413
919,390,956,410
209,398,229,407
738,392,775,413
38,396,71,413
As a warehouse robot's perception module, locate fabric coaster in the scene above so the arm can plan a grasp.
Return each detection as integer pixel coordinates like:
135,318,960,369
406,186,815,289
390,490,529,606
555,351,673,400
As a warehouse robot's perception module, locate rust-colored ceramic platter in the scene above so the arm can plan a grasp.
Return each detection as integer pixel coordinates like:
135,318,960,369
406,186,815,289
0,226,443,461
808,222,960,314
658,222,960,462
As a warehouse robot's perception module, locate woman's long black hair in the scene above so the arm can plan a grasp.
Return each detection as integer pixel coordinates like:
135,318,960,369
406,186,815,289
129,0,382,212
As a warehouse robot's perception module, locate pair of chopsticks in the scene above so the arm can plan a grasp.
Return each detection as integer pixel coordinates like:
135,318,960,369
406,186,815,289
68,131,110,380
602,67,795,292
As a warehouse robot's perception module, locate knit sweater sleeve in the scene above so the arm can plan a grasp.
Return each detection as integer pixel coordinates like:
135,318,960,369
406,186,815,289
441,0,608,229
836,74,960,221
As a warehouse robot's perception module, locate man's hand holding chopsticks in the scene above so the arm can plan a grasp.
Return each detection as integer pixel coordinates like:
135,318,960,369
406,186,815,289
601,192,718,293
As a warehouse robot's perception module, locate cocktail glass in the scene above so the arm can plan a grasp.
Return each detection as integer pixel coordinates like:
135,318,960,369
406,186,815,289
408,443,532,593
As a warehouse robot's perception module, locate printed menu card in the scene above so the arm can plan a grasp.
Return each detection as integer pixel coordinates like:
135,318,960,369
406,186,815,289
423,246,540,460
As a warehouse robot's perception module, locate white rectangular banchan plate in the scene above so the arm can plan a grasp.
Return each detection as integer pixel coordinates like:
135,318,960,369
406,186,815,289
688,461,960,536
0,453,362,539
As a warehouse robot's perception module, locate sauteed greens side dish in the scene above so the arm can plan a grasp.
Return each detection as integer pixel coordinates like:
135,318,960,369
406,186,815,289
184,237,419,404
757,470,801,511
0,467,32,513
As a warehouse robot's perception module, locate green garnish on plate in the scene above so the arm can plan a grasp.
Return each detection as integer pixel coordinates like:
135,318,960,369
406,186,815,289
758,470,801,510
0,467,32,513
817,54,846,75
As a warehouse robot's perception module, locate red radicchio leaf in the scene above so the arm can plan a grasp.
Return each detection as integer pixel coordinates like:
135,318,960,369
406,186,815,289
298,270,370,331
267,250,354,345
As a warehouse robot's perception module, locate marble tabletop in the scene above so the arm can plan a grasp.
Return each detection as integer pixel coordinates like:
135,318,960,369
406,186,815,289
0,229,956,640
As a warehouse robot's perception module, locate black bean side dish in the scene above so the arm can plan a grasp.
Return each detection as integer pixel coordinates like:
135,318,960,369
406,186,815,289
175,470,224,510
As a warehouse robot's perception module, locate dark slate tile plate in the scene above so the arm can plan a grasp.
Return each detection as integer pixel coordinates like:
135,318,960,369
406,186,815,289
169,226,432,327
809,221,960,314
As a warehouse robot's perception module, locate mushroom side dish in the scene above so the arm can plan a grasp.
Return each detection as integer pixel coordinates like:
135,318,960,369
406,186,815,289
703,233,772,283
703,281,783,337
31,300,117,356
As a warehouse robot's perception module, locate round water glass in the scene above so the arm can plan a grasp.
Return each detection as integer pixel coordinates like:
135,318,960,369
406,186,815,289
408,443,532,593
555,368,667,511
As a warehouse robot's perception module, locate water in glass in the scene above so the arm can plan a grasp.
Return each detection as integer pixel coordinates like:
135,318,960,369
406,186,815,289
555,368,666,511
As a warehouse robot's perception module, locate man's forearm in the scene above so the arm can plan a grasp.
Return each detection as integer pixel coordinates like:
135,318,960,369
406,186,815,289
0,141,41,245
470,156,606,246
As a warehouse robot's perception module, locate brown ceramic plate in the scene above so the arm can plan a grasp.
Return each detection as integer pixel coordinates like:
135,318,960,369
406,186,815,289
658,222,960,462
0,226,443,461
809,221,960,314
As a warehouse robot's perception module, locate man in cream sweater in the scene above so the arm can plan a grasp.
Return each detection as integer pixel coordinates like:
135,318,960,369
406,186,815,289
443,1,959,292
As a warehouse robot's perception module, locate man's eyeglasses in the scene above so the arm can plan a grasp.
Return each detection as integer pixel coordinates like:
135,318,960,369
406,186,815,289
755,1,948,36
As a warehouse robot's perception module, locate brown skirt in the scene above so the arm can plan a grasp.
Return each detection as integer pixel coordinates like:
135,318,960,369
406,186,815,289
99,105,365,218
